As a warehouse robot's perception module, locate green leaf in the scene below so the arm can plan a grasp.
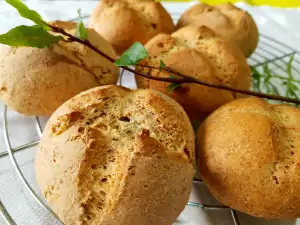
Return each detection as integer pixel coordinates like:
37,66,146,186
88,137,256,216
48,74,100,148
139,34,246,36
75,9,88,40
287,54,295,78
250,66,261,92
160,60,166,69
5,0,48,29
269,84,280,95
288,88,298,99
250,66,259,75
252,72,261,80
167,83,180,93
115,42,148,66
263,61,272,78
0,25,63,48
169,74,177,79
288,82,298,92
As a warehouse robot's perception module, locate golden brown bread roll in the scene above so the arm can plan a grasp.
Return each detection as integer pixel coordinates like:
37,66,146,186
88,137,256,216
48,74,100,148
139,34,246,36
0,21,119,116
197,97,300,219
35,85,195,225
89,0,174,54
176,3,259,57
135,25,251,121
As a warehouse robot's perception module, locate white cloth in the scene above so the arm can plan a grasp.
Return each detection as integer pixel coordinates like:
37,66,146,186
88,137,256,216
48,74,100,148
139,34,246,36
0,1,300,225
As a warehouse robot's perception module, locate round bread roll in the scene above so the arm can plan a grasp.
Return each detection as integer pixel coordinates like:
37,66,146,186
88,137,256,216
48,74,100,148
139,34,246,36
197,97,300,219
135,25,251,121
0,21,119,116
176,3,259,57
89,0,174,54
35,85,195,225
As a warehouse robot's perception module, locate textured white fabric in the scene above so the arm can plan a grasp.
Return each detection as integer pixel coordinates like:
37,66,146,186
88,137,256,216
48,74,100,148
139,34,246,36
0,1,300,225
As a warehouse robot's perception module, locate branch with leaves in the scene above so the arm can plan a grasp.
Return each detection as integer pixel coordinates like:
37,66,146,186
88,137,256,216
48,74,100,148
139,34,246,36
1,0,300,105
251,55,300,107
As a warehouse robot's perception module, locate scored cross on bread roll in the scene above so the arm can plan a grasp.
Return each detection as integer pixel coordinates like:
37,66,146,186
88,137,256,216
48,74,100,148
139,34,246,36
89,0,174,54
198,97,300,219
35,85,195,225
136,25,251,121
176,3,259,57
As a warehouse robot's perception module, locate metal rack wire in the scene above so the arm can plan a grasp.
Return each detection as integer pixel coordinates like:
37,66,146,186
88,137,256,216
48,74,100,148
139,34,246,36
1,14,300,225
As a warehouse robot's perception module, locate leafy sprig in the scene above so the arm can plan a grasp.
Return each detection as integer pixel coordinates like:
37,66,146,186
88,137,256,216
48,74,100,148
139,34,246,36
1,0,300,105
251,54,300,106
168,74,181,92
0,25,62,48
75,9,88,40
168,83,181,92
5,0,49,29
160,60,166,69
0,0,60,47
115,42,148,66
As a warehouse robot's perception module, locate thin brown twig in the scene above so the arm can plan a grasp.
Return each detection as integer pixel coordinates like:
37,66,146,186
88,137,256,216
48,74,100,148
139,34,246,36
49,24,300,105
49,25,187,84
140,64,300,104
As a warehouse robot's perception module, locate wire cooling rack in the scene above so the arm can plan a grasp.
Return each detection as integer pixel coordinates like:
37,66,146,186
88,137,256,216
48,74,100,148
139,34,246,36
1,13,300,225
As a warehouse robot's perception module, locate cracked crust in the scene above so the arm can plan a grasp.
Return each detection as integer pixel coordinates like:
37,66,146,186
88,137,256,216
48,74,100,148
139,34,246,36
135,25,251,121
176,3,259,57
197,97,300,219
35,85,195,225
0,21,119,116
89,0,174,54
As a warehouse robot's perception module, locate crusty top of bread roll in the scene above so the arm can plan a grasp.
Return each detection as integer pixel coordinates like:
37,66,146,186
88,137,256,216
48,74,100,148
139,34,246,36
176,3,259,57
89,0,174,54
198,97,300,219
0,21,119,116
136,25,250,120
36,85,195,225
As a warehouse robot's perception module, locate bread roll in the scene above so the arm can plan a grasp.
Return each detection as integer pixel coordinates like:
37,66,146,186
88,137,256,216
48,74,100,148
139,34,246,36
89,0,174,54
176,3,259,57
135,25,251,121
197,97,300,219
0,21,119,116
35,85,195,225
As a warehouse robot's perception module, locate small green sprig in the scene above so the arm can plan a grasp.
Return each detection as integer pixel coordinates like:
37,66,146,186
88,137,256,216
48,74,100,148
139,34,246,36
168,74,181,92
0,25,62,48
159,60,181,92
115,42,148,66
5,0,49,29
251,54,300,106
75,9,88,40
0,0,89,48
0,0,61,47
160,60,166,69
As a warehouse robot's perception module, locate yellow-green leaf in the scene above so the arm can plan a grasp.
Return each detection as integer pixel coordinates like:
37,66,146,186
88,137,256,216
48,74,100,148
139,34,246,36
5,0,49,29
167,83,181,93
160,60,166,69
115,42,148,66
0,25,63,48
75,9,88,40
